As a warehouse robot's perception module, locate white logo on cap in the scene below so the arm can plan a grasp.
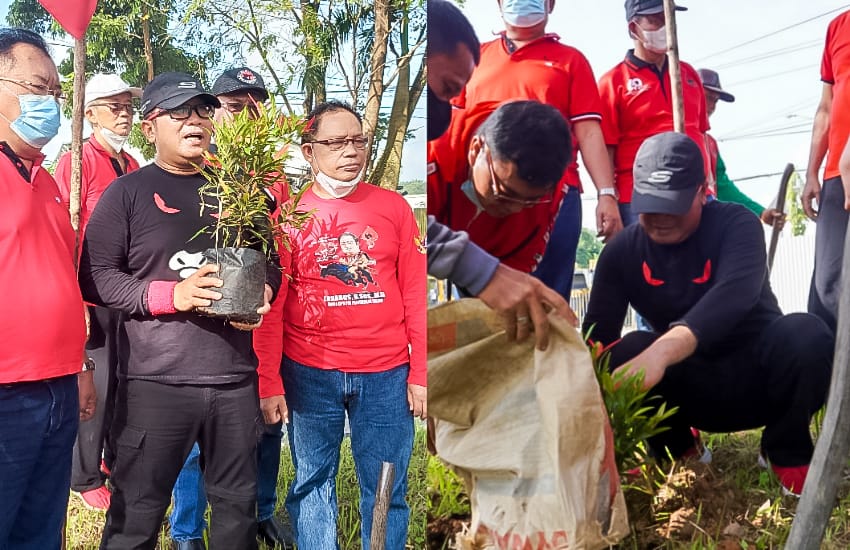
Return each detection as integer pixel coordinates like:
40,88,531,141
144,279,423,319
177,81,197,89
647,170,673,183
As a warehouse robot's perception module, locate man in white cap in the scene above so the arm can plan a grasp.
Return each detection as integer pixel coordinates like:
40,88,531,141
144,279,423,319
54,73,141,510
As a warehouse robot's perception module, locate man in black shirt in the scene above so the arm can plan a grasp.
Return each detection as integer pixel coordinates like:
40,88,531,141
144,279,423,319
79,72,280,549
583,132,833,496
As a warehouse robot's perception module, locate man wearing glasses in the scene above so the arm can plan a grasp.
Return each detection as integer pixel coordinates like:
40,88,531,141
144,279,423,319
54,73,141,513
428,100,573,286
79,72,280,549
168,66,294,550
0,27,94,550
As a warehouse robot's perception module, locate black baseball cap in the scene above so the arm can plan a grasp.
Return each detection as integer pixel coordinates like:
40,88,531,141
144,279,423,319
625,0,686,21
211,67,269,101
698,68,735,103
141,72,219,117
632,132,705,215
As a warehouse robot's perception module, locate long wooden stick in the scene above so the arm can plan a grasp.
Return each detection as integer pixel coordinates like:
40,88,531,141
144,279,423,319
69,38,86,263
767,163,794,273
663,0,684,133
370,462,395,550
786,222,850,547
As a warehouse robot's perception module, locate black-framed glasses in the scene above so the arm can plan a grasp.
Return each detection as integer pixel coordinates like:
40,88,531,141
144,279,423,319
484,143,552,207
310,135,369,152
0,77,65,101
89,102,134,115
149,103,216,121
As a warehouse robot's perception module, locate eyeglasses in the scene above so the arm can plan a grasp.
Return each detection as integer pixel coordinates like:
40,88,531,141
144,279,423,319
148,103,216,121
310,135,369,152
0,77,65,101
89,102,134,115
221,100,260,115
484,145,552,207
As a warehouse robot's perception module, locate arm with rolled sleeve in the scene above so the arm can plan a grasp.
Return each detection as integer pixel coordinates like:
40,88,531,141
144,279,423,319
671,210,766,345
398,204,427,387
253,235,289,399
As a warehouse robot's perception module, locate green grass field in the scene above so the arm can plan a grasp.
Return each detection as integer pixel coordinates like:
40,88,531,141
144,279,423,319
65,426,427,550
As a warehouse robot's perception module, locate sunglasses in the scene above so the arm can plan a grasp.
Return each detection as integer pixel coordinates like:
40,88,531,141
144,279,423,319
147,103,216,121
483,142,553,207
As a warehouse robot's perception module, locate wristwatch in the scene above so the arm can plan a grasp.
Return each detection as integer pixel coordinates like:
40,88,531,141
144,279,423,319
82,357,96,372
598,187,618,200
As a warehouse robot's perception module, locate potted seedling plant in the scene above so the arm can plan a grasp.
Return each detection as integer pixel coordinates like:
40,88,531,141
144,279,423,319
194,98,312,323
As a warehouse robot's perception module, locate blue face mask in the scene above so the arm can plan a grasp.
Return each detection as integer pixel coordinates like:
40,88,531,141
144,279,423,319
8,94,61,148
501,0,547,28
461,179,485,211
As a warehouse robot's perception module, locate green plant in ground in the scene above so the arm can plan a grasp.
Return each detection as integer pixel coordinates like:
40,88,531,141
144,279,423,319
196,98,313,254
426,455,470,519
786,171,808,237
589,339,678,473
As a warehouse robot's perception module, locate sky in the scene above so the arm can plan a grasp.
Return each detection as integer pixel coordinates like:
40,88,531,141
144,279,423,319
459,0,845,230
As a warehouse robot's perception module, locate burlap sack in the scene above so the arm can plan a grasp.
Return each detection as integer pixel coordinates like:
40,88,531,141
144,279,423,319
428,299,629,550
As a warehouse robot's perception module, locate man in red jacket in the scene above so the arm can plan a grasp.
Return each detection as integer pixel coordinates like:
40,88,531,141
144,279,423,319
55,72,141,512
0,27,94,548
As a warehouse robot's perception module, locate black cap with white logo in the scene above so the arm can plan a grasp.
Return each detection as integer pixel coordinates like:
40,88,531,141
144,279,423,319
140,72,220,117
632,132,705,215
211,67,269,101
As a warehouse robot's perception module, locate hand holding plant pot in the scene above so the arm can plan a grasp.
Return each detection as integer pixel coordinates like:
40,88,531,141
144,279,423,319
194,98,312,324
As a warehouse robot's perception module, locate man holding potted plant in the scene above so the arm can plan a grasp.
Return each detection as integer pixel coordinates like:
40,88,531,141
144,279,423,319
169,66,294,550
78,72,281,549
254,100,426,549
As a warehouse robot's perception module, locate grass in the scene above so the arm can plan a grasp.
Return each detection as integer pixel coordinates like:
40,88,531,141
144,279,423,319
426,427,850,549
65,424,427,550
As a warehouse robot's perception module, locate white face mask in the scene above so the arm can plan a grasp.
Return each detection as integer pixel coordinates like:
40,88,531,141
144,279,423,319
99,127,130,152
636,24,668,54
310,158,360,198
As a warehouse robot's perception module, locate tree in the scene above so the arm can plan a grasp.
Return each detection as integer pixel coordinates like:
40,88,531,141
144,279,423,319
576,228,604,269
183,0,425,190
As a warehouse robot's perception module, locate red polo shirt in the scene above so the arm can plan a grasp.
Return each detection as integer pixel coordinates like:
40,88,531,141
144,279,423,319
599,51,710,203
0,142,86,383
821,10,850,180
55,136,140,234
453,33,603,192
428,102,561,274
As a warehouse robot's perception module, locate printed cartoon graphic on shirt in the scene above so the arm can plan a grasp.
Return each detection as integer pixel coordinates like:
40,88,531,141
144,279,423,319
169,250,206,279
315,228,386,307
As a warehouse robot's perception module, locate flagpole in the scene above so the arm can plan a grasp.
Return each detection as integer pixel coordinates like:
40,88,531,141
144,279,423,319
69,37,86,264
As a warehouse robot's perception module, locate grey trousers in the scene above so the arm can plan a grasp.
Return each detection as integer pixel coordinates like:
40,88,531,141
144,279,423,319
808,176,848,334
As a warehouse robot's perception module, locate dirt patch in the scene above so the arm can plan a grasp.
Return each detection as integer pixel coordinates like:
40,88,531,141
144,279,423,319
428,515,470,550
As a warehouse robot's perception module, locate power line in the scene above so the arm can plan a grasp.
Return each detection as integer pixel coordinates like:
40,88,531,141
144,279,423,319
711,40,821,70
725,65,814,87
719,129,811,142
693,5,850,63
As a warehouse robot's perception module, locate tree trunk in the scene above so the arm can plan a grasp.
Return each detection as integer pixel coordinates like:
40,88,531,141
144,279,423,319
363,0,389,172
370,13,425,190
69,38,86,265
142,3,154,82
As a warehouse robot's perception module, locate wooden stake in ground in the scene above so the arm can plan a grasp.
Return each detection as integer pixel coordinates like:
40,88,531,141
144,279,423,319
69,38,87,262
766,163,794,273
663,0,684,134
370,462,395,550
786,223,850,547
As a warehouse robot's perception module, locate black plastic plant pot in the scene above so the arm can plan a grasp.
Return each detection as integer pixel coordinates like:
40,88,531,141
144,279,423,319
197,247,266,324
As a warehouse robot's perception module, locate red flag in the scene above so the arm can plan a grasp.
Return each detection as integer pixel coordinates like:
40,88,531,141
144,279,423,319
37,0,97,40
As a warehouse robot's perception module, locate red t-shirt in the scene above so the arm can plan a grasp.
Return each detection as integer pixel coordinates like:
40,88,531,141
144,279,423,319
0,143,86,383
253,183,426,398
821,10,850,180
599,51,711,202
454,33,603,191
428,101,562,274
55,137,140,235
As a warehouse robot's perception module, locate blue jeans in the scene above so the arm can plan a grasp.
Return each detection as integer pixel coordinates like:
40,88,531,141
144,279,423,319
0,374,79,549
282,358,413,550
533,185,581,300
170,423,284,540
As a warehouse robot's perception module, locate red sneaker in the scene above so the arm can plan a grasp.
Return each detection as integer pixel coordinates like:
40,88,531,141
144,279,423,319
74,485,111,510
771,463,809,497
100,458,111,477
